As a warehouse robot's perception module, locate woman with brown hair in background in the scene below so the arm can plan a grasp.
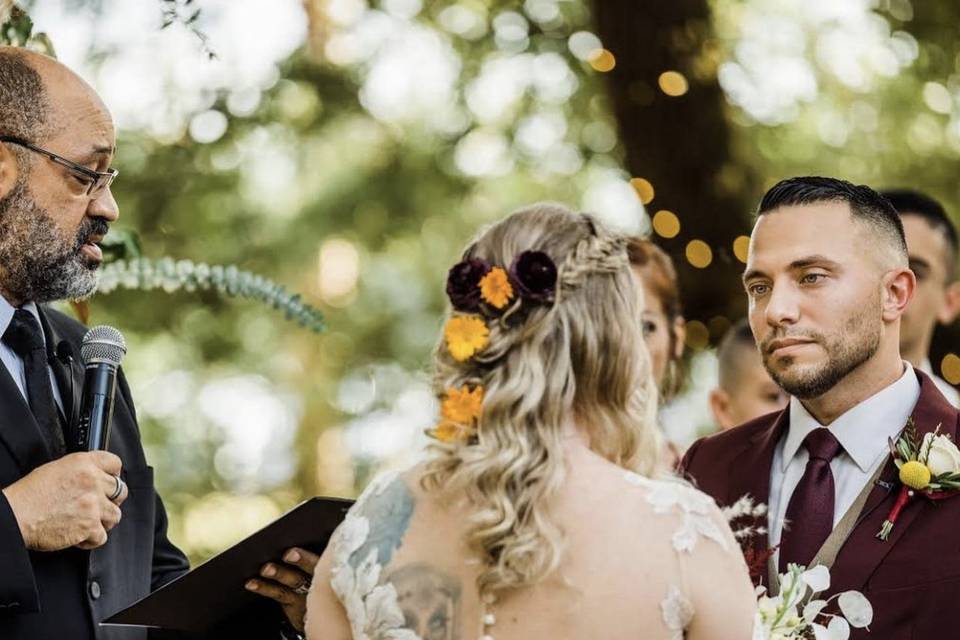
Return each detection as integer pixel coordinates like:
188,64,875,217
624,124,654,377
628,238,688,466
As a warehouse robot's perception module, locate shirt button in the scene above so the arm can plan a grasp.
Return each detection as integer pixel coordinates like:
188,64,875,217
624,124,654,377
89,580,101,600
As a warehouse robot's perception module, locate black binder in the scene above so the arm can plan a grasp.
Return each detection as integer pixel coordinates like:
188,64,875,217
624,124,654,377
101,497,353,639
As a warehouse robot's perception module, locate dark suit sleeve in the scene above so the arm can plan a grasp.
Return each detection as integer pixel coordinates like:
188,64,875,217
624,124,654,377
0,492,39,612
115,371,190,590
678,435,703,480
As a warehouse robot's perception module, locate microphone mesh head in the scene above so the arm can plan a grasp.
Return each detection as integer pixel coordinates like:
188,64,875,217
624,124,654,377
81,325,126,366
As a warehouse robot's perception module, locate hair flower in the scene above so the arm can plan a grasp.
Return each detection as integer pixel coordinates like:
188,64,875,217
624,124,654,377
444,315,490,361
446,258,491,312
441,384,484,424
509,250,557,303
429,385,485,443
479,266,514,309
431,421,473,443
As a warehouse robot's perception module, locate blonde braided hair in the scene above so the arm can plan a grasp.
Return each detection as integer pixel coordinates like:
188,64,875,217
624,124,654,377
422,202,661,604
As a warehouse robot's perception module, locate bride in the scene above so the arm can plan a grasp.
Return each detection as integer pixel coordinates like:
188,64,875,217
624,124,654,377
305,203,756,639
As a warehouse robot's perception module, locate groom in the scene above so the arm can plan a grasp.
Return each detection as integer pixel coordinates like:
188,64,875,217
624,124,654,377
681,177,960,639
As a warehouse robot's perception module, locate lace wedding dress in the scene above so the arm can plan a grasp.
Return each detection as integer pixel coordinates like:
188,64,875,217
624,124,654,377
326,470,739,640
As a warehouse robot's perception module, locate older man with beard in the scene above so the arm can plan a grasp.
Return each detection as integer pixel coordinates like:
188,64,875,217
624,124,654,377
0,46,190,640
681,177,960,639
0,49,317,639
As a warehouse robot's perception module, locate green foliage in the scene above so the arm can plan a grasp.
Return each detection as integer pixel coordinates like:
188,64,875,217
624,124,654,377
98,257,325,333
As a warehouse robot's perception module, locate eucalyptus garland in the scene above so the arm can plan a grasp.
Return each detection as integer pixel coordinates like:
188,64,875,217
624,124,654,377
97,258,325,333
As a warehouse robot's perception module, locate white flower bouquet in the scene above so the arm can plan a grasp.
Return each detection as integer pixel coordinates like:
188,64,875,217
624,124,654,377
752,564,872,640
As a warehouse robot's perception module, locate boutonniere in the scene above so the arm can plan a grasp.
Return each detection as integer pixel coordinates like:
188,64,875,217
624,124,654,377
877,418,960,541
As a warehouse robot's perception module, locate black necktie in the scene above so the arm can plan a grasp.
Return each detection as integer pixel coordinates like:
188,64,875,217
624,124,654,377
2,309,65,457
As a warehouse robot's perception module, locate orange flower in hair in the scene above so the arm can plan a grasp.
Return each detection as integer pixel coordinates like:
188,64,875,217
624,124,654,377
441,385,484,425
444,315,490,362
431,421,472,444
479,267,514,309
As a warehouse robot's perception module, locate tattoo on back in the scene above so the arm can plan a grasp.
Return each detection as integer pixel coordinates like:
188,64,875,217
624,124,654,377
388,563,462,640
349,476,416,569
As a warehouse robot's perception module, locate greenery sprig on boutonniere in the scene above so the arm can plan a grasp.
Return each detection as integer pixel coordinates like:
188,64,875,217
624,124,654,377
877,418,960,541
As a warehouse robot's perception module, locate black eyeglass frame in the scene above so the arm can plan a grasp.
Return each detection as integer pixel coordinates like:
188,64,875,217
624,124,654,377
0,135,118,197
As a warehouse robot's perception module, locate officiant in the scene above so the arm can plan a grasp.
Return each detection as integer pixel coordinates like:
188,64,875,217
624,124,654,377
0,47,315,639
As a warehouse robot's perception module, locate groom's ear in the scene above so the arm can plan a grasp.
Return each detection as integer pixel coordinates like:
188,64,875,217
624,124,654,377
881,267,915,322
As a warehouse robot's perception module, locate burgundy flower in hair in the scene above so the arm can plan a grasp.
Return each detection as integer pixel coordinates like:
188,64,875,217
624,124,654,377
446,258,492,311
509,250,557,303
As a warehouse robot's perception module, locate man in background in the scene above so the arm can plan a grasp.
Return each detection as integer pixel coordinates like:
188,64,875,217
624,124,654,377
708,318,787,430
882,189,960,406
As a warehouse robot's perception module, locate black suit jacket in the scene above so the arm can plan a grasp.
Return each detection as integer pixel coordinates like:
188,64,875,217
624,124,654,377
0,305,189,640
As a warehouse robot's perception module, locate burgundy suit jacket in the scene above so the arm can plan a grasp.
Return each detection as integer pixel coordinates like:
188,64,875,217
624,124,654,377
681,369,960,640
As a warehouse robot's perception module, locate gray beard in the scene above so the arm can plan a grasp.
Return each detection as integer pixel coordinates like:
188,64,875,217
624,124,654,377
0,178,100,303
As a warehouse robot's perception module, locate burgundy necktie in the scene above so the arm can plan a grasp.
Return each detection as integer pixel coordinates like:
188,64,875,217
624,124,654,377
779,428,843,573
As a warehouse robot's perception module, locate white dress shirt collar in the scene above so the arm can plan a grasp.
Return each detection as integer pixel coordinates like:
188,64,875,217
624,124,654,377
781,363,920,473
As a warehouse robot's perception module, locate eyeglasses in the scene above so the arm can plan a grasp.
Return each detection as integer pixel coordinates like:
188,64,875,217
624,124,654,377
0,135,118,197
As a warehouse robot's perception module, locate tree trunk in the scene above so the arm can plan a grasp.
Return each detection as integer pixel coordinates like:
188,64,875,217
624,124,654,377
593,0,758,331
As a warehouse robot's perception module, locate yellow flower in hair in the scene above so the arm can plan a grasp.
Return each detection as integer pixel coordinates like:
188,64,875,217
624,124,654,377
441,385,484,425
431,421,471,443
479,267,514,309
444,315,490,362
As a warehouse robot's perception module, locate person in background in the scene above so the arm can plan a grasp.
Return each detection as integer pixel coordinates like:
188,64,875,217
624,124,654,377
708,318,788,430
627,239,687,466
881,189,960,406
627,238,687,401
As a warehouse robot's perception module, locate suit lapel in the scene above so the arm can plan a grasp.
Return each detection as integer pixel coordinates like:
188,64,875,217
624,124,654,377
829,370,958,595
0,353,52,471
37,306,82,448
729,409,790,555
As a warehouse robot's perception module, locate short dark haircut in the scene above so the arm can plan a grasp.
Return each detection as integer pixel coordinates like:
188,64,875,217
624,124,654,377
0,49,49,145
881,188,958,277
758,176,908,260
716,318,757,391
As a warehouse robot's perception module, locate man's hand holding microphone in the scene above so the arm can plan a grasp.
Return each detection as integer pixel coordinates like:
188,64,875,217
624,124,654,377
2,450,127,550
3,325,128,552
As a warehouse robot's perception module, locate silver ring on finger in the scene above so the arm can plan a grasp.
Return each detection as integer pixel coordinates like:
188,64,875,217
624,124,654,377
108,474,125,502
293,579,311,595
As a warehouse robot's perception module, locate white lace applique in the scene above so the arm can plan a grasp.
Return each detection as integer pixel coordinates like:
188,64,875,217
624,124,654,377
625,472,728,554
329,471,421,640
660,585,694,640
625,472,732,640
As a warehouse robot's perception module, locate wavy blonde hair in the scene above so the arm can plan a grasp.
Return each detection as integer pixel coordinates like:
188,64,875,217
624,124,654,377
421,202,661,602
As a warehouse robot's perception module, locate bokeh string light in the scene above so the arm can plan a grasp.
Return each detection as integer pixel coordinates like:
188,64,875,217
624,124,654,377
685,239,713,268
658,70,689,97
652,210,681,238
630,177,655,204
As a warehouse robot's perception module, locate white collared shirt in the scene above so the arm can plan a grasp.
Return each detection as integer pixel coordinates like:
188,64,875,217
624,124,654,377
919,358,960,408
0,297,66,415
768,364,920,565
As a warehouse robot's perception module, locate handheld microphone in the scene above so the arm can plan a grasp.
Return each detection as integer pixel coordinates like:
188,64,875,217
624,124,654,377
77,326,126,451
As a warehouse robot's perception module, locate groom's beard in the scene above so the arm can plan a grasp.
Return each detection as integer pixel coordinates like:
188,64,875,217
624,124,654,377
0,178,106,303
760,292,881,400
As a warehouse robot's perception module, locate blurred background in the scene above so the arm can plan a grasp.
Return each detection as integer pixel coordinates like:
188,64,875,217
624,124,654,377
4,0,960,564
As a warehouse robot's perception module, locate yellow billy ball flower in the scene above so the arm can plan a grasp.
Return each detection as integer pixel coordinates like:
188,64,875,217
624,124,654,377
899,460,932,490
479,267,514,309
444,315,490,362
